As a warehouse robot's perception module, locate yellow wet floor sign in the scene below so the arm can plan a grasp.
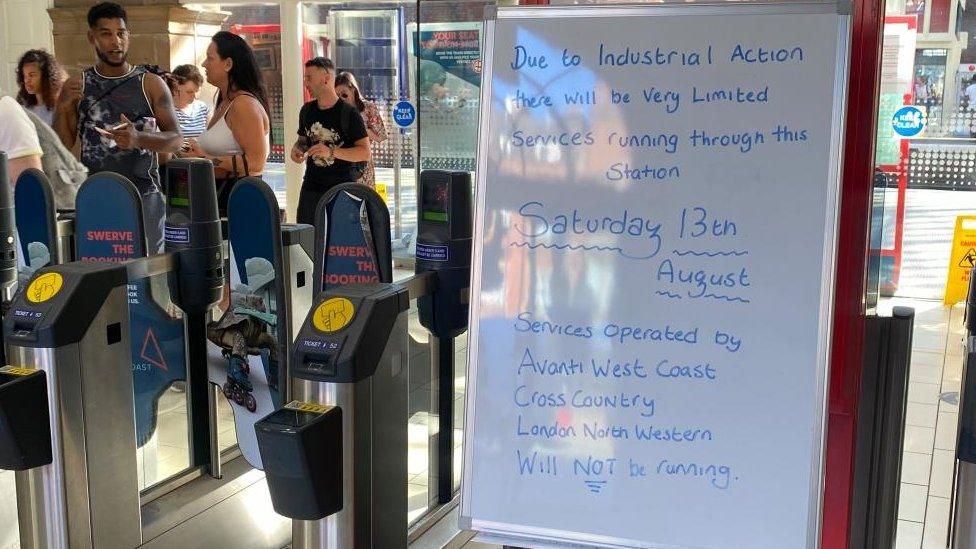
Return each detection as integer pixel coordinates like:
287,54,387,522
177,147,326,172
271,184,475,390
374,183,389,205
944,215,976,305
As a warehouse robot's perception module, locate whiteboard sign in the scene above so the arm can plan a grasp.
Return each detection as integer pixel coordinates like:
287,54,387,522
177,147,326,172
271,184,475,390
461,3,850,548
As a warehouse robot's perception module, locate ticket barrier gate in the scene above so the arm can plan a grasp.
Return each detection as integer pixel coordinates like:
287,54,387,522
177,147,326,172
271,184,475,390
849,307,915,549
256,171,471,549
0,158,222,547
0,160,312,548
2,261,140,547
261,283,411,548
0,166,467,548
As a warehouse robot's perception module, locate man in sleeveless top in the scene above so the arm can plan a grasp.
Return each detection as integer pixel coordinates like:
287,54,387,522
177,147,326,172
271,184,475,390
54,2,182,253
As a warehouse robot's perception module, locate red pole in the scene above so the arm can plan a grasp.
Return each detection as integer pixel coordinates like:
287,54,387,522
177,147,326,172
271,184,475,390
821,0,884,545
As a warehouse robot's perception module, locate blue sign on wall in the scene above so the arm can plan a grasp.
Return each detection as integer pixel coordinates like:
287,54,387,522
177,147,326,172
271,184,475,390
892,106,926,137
393,100,417,128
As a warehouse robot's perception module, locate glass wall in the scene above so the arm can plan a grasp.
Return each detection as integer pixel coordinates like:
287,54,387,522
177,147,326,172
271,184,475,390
417,0,491,499
416,3,486,178
873,1,976,546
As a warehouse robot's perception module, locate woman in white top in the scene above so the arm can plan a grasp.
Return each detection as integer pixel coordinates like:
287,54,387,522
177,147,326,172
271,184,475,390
16,49,65,127
183,31,270,215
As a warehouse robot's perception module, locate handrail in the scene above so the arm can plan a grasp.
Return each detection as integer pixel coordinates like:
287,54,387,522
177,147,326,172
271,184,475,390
124,253,177,281
399,271,436,301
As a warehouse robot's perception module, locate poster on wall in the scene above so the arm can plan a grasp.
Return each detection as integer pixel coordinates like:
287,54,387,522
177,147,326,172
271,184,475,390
414,24,483,87
407,21,484,172
408,22,483,99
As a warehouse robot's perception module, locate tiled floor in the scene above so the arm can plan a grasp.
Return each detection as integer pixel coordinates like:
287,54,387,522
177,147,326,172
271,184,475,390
886,297,966,549
136,384,238,490
889,188,976,300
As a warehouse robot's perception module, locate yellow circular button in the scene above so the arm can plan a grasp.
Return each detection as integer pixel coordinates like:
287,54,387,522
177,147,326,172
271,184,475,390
312,297,355,333
27,272,64,303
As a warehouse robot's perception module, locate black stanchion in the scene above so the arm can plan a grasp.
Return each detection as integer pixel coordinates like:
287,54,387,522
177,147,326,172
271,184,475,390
849,306,915,549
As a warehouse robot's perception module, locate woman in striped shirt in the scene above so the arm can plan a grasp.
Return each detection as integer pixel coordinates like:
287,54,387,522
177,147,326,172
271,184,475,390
171,64,210,142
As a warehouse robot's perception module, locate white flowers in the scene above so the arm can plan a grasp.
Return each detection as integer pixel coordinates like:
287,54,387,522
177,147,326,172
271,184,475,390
309,122,343,167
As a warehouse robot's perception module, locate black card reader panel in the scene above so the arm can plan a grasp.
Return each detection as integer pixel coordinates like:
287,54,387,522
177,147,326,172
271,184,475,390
256,403,342,520
3,262,127,348
0,368,51,470
292,283,408,383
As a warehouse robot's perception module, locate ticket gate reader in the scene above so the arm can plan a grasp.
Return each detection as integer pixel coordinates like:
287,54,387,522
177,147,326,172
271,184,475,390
164,160,223,316
416,170,472,503
1,261,139,548
258,282,409,548
416,170,471,340
164,160,224,470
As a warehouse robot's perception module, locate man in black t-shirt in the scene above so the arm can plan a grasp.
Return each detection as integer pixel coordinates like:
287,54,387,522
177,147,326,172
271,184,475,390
291,57,371,224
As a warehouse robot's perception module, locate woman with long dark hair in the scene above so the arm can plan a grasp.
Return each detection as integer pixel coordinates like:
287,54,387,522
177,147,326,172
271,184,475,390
16,49,65,127
334,71,386,188
183,31,270,214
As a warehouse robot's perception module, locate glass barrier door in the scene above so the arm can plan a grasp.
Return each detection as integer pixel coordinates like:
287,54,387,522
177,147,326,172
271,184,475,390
143,3,287,493
869,4,976,547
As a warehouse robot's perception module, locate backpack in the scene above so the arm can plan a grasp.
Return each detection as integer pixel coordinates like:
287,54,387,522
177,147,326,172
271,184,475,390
22,107,86,210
